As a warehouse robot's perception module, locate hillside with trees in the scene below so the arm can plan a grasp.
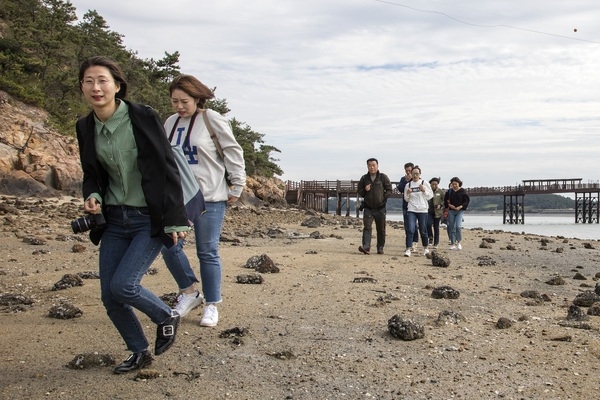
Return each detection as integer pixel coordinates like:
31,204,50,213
0,0,281,178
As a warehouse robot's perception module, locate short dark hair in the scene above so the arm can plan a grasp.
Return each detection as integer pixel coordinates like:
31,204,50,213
429,177,440,184
404,162,414,169
366,158,378,165
79,56,128,99
450,176,463,187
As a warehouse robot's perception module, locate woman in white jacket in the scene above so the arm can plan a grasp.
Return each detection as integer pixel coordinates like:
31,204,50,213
161,75,246,327
403,166,433,257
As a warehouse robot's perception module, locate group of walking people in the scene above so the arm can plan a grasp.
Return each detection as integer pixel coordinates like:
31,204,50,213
357,159,470,257
76,56,246,374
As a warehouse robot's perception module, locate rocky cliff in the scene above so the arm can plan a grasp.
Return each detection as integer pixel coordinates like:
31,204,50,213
0,91,82,196
0,90,287,207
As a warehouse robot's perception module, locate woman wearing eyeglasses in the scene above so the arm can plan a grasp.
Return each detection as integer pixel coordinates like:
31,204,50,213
75,56,190,374
402,166,433,257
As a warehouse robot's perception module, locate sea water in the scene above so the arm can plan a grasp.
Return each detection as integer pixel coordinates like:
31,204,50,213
383,212,599,240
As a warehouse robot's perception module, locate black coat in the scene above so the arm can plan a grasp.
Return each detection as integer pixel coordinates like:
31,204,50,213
444,187,470,211
358,171,392,210
75,100,188,247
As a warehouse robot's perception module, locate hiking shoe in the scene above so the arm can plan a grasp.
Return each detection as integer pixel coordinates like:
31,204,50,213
200,304,219,327
423,248,430,256
457,243,462,250
358,246,370,255
404,249,411,257
377,247,384,254
174,290,203,318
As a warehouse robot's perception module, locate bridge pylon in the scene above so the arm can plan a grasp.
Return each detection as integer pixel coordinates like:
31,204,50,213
503,194,525,224
575,192,599,223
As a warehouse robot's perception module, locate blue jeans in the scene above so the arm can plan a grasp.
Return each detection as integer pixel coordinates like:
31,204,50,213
100,206,172,353
402,208,419,244
405,212,429,249
447,209,464,244
362,206,386,250
163,201,225,303
161,238,199,291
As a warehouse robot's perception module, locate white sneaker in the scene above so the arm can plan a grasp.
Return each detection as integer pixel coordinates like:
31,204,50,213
174,290,204,318
423,248,429,256
457,243,462,250
404,249,411,257
200,304,219,327
450,245,457,250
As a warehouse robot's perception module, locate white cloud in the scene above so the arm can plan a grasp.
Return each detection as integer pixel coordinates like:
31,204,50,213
70,0,600,187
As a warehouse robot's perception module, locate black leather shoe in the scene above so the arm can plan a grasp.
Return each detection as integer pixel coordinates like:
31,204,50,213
155,312,180,355
113,351,153,374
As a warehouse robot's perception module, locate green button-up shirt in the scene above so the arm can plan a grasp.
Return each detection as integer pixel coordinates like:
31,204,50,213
93,101,146,207
88,101,189,234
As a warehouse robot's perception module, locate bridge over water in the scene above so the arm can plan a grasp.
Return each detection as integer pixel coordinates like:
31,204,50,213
285,178,599,224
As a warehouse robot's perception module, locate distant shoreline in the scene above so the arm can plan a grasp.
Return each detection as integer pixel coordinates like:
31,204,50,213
467,209,574,215
342,209,575,216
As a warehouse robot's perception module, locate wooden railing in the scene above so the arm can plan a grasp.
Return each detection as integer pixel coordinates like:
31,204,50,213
287,180,600,198
466,182,600,196
284,179,599,223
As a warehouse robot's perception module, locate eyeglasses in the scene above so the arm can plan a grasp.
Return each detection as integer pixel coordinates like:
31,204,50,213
81,78,113,87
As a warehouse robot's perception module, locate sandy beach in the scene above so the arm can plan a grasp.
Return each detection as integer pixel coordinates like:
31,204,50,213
1,195,599,400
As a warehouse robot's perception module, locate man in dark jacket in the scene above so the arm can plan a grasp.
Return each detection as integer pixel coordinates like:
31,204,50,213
357,158,392,255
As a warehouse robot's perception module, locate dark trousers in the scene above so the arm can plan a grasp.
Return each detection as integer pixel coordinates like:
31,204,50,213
427,211,441,246
362,207,386,250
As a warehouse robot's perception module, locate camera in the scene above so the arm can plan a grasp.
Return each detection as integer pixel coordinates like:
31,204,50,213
71,213,106,234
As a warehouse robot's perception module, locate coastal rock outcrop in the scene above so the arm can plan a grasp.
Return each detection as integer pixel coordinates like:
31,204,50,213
0,92,82,196
0,90,287,206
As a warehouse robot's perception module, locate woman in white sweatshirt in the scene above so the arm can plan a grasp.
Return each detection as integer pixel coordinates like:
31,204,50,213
161,75,246,327
403,166,433,257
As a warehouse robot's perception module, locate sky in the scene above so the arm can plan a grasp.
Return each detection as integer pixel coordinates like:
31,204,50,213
68,0,600,189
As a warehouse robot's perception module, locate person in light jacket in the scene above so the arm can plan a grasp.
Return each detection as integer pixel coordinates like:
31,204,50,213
397,162,420,250
403,166,433,257
161,74,246,327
